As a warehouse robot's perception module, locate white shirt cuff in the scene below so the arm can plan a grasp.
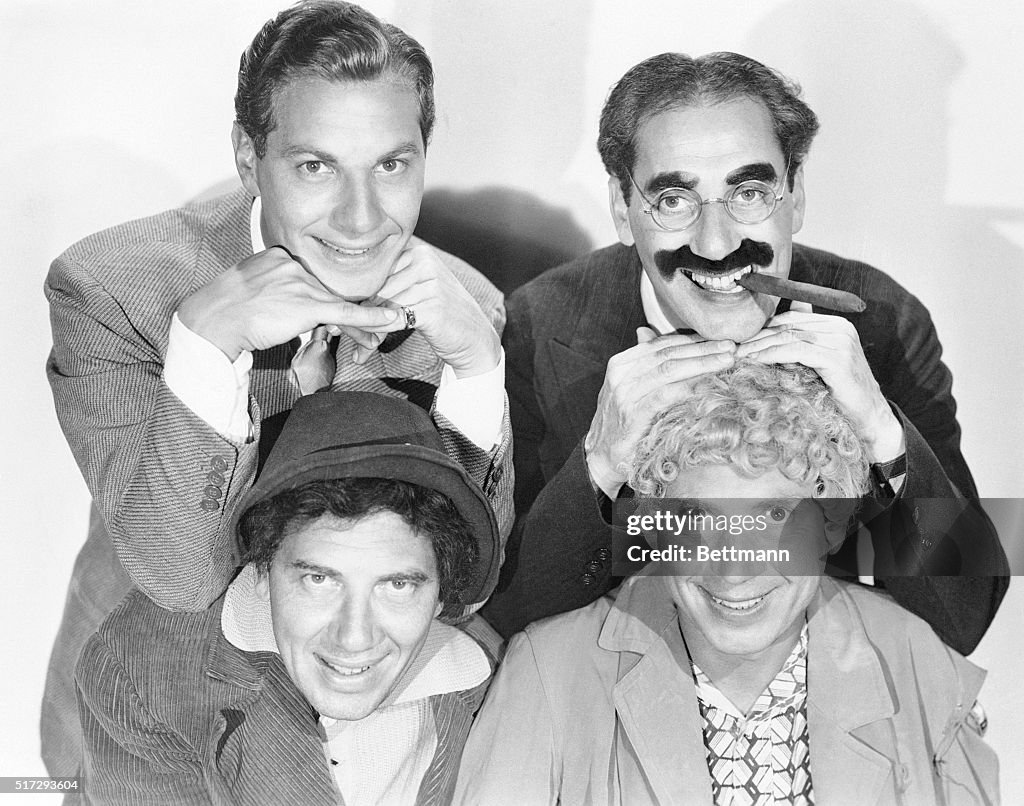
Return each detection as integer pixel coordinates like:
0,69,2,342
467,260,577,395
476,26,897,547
433,351,505,451
163,313,253,442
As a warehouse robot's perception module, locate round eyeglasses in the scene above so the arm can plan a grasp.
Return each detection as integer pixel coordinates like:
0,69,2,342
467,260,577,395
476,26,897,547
627,165,789,231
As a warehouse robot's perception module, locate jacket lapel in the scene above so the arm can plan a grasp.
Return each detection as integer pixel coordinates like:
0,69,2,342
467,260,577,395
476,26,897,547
543,245,647,445
203,613,341,805
806,580,899,806
415,690,478,806
603,578,914,806
603,578,715,805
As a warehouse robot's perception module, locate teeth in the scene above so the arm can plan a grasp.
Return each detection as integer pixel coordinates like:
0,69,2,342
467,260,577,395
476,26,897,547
317,237,370,256
322,658,372,676
688,265,755,293
710,593,766,611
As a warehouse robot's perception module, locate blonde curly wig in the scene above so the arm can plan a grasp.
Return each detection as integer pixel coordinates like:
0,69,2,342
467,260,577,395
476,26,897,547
629,360,870,499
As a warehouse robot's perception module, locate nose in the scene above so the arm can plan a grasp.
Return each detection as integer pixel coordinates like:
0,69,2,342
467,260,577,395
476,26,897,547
328,592,378,654
712,540,766,584
687,200,743,262
717,569,763,586
330,175,386,238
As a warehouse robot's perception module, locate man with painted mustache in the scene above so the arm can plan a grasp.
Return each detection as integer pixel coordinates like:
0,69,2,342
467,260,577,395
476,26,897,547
481,51,1008,654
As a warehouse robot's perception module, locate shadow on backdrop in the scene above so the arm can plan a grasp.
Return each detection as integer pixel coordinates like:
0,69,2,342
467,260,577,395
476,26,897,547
416,187,593,295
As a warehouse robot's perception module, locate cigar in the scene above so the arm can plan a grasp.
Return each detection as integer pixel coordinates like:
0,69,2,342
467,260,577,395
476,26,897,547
735,272,866,313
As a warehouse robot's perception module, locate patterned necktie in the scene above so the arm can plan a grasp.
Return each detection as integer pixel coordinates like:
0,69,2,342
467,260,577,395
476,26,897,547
290,325,335,394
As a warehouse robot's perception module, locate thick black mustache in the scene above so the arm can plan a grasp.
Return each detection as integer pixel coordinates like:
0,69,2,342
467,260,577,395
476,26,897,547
653,239,774,280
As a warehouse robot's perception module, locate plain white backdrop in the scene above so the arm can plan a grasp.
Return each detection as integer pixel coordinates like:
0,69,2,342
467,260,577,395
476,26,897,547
2,0,1022,800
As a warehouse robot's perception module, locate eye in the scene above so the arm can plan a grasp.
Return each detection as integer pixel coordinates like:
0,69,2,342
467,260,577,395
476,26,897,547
302,572,330,588
732,183,772,205
378,158,406,175
767,504,790,522
300,160,330,176
656,191,693,215
380,578,420,601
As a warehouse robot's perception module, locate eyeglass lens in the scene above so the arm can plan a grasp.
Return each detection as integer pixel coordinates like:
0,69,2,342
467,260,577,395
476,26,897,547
653,181,779,229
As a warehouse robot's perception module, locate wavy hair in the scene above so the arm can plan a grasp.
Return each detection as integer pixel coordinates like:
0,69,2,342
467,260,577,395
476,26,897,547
239,477,477,614
630,360,869,499
598,52,819,202
235,0,434,158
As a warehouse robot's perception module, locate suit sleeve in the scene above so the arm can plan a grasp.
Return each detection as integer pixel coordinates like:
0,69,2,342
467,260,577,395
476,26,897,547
431,296,514,619
453,632,560,805
46,252,259,611
76,633,212,806
864,286,1009,654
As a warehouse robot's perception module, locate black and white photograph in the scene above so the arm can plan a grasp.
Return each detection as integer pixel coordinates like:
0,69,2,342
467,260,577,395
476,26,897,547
3,0,1023,803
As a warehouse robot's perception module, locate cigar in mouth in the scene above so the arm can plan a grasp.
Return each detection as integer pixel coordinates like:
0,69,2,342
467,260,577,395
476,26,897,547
735,272,866,313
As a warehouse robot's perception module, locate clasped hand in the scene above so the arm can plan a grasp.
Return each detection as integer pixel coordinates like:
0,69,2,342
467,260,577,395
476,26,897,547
585,303,904,496
177,244,500,378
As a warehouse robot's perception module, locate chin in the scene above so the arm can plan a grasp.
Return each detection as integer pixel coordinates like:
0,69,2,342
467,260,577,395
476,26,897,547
701,319,765,342
316,268,389,302
314,691,385,722
692,309,771,342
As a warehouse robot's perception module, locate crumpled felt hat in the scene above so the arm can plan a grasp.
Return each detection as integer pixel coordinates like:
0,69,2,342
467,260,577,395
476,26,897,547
231,390,500,605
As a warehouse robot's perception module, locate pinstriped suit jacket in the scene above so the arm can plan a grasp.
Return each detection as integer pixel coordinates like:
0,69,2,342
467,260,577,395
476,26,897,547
42,189,512,775
77,590,498,805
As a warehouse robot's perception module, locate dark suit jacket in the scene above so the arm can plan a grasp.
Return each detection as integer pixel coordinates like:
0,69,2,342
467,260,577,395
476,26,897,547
42,190,512,776
483,242,1008,653
77,591,498,805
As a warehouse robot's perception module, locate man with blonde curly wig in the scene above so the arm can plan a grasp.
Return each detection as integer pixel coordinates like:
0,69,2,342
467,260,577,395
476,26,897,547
457,361,997,806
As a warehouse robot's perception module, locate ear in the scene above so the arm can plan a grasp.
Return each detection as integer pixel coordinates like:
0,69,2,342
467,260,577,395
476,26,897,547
254,566,272,602
433,599,444,619
789,162,806,235
608,175,636,247
232,121,262,197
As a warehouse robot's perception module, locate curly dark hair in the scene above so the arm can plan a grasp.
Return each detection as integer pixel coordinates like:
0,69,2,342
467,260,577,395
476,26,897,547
598,51,819,202
235,0,434,158
238,477,478,613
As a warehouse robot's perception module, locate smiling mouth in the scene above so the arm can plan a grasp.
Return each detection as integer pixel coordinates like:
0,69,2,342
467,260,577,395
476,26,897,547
314,236,378,258
683,265,759,294
703,587,771,612
318,654,376,677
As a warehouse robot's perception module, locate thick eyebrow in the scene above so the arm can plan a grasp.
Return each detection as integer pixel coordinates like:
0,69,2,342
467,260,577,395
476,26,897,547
277,140,423,164
378,571,432,585
279,145,336,162
289,559,341,579
725,162,780,185
751,496,805,511
379,141,423,162
645,171,698,195
287,560,433,584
